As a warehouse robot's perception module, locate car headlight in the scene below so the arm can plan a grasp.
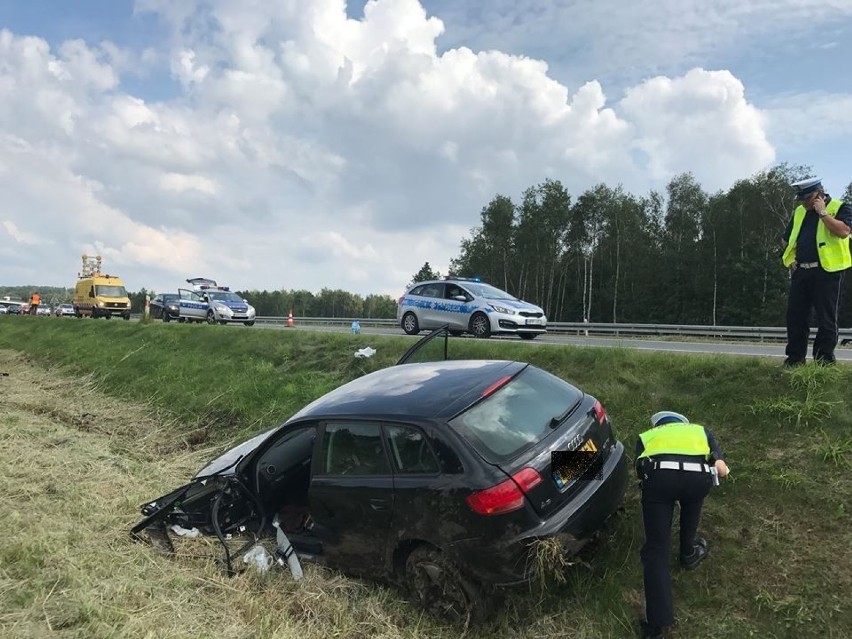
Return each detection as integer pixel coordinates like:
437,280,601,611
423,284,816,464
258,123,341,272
98,301,105,308
215,304,231,314
247,306,255,316
490,304,515,315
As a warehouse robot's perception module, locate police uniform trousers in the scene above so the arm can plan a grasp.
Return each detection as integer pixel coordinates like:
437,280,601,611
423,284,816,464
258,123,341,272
786,267,843,363
640,460,712,627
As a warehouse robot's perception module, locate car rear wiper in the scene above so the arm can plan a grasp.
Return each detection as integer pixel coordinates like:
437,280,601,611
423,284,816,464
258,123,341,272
548,399,581,429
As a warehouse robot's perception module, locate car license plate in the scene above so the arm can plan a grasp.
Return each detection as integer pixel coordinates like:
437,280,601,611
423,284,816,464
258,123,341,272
526,318,543,326
552,439,598,488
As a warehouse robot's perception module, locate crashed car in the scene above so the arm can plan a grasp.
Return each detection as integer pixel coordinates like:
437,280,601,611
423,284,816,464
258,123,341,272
133,327,628,623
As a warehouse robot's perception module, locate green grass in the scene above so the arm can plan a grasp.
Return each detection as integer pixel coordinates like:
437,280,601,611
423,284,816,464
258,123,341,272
1,317,851,638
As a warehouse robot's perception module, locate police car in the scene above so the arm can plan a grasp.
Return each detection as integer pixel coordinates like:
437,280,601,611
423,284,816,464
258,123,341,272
177,278,256,326
397,276,547,339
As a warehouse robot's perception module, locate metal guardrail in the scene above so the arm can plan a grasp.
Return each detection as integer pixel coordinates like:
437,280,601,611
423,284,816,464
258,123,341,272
255,316,852,343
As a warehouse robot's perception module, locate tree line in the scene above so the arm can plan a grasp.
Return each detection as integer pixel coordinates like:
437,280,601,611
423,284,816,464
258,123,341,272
448,164,852,326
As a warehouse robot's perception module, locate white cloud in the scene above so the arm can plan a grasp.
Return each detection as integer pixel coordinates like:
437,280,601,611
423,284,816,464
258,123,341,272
2,220,51,245
620,68,775,188
0,2,785,296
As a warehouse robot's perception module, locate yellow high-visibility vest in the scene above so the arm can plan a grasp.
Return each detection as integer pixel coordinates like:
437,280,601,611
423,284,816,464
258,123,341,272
637,423,710,459
782,199,850,272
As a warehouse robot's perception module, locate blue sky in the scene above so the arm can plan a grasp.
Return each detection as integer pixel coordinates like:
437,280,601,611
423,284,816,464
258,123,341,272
1,0,851,294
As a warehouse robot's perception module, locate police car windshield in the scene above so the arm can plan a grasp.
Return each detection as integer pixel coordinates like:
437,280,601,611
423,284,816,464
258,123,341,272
96,285,127,297
463,282,517,301
207,291,242,302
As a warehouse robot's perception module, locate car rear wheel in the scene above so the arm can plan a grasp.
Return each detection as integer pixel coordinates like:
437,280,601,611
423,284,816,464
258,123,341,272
405,546,489,626
519,333,537,340
469,312,491,338
206,310,216,325
402,312,420,335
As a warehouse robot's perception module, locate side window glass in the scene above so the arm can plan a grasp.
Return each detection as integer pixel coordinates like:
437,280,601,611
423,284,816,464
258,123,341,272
420,283,444,298
409,285,425,296
387,425,440,474
321,422,389,475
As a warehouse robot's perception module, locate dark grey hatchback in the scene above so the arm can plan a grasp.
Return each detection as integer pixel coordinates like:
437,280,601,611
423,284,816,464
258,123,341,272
133,328,629,624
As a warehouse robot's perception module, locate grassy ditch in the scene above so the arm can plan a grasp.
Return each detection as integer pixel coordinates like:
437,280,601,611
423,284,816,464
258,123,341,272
0,317,851,638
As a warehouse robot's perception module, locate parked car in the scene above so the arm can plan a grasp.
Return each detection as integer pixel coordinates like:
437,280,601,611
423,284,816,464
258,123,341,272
397,277,547,339
177,278,256,326
0,301,25,315
54,304,75,317
150,294,181,322
133,327,628,623
0,305,6,315
37,305,51,316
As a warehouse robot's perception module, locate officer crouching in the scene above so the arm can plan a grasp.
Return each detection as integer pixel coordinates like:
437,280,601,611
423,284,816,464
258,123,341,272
635,411,730,639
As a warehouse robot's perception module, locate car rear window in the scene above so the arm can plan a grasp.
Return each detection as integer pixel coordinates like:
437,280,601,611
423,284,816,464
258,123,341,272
448,366,583,463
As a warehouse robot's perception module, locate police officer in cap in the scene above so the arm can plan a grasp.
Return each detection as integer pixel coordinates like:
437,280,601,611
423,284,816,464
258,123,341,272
781,177,852,366
635,411,729,639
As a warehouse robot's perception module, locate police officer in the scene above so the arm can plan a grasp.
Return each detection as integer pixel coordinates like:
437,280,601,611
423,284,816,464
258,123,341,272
635,411,729,639
781,178,852,366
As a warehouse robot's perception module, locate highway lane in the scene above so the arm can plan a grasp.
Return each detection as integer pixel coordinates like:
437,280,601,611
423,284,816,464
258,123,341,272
251,321,852,362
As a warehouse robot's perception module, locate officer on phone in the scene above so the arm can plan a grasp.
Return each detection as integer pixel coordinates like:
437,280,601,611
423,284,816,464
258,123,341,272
635,411,729,639
781,177,852,366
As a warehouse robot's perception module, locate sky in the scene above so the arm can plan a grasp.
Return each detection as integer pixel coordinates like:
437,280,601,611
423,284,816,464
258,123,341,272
1,0,851,297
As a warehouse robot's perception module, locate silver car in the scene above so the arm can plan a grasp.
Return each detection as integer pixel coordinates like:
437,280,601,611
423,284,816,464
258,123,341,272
177,279,256,326
397,277,547,339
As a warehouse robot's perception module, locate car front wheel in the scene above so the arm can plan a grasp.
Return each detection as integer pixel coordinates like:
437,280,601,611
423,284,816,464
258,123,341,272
402,312,420,335
405,546,489,626
244,321,255,326
469,312,491,338
519,333,537,340
162,311,171,323
206,310,216,325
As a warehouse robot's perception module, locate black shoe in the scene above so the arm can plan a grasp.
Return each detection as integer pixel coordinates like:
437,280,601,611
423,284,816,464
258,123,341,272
638,620,665,638
783,358,805,368
680,540,708,570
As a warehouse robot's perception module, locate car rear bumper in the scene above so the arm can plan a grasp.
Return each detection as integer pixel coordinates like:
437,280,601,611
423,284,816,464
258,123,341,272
446,442,629,586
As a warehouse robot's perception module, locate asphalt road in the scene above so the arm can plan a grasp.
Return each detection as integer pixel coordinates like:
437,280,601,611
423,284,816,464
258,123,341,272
253,321,852,362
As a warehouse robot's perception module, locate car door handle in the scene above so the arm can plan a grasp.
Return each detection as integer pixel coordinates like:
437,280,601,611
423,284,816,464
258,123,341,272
369,498,388,511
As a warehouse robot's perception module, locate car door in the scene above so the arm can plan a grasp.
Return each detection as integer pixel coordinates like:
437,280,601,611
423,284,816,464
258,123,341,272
443,284,473,330
417,282,446,328
178,288,206,320
308,421,394,578
384,423,453,544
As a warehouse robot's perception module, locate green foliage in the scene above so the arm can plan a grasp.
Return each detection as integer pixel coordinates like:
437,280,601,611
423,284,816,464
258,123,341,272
448,162,852,327
410,261,442,284
749,364,841,428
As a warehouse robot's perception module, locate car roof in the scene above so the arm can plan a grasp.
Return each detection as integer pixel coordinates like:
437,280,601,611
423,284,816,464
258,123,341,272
290,360,527,421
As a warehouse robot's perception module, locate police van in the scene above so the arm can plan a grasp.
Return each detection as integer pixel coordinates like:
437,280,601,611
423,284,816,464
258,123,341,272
177,278,256,326
397,276,547,339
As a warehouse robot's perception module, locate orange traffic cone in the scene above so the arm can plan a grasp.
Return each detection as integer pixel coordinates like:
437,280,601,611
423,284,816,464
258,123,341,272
287,311,295,327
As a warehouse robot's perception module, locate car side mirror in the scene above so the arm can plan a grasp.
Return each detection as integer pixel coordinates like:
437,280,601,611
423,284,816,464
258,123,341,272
453,295,467,302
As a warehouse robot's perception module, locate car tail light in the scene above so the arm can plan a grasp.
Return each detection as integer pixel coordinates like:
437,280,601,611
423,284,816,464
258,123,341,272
592,399,607,424
466,467,542,515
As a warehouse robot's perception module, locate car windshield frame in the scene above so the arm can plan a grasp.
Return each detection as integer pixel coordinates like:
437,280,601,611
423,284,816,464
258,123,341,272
448,365,583,464
462,282,519,301
207,291,243,303
96,285,127,297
